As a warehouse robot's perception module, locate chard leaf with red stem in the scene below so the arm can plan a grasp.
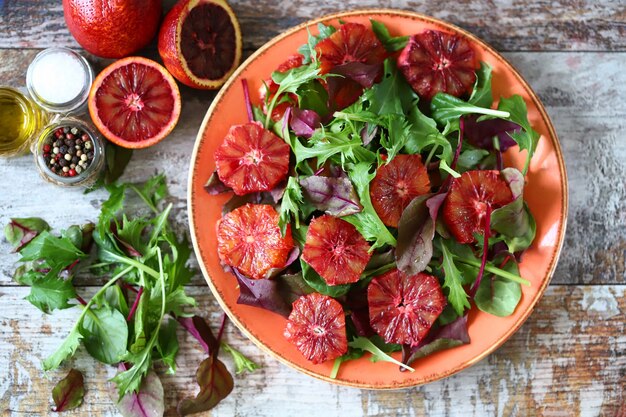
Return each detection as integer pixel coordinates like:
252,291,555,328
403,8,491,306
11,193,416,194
116,369,164,417
299,175,361,217
177,315,233,416
331,61,383,89
276,272,315,305
51,369,84,412
475,252,522,317
289,107,321,138
233,268,291,317
395,194,439,276
5,217,50,251
463,115,519,151
401,315,470,368
177,315,218,354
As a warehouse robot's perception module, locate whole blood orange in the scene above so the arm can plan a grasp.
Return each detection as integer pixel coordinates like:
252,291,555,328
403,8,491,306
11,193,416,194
442,170,514,243
302,215,372,286
63,0,161,59
370,154,431,228
158,0,242,89
398,30,477,100
216,204,294,280
368,269,446,346
214,122,290,195
88,57,181,149
284,293,348,364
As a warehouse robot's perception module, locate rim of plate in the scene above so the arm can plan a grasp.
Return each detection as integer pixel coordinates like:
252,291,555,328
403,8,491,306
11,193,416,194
187,8,569,389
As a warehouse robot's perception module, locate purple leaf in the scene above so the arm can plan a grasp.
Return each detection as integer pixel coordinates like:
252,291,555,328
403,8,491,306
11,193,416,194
350,308,376,337
326,76,364,114
222,192,273,215
289,107,321,139
264,246,300,279
401,315,470,368
52,369,84,412
204,171,231,195
464,115,520,151
5,218,50,252
269,179,287,203
360,123,378,146
177,355,234,416
331,62,383,88
491,168,531,238
276,272,314,305
233,269,291,317
396,193,444,276
177,316,218,355
299,176,362,217
116,370,164,417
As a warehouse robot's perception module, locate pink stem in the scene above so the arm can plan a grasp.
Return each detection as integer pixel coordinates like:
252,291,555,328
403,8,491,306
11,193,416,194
450,116,464,171
66,259,80,271
469,204,492,298
495,150,503,171
242,79,254,123
121,282,139,293
215,313,228,356
75,295,87,306
126,287,144,322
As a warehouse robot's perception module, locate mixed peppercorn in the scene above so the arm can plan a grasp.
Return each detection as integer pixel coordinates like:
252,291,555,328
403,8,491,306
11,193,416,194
42,126,94,177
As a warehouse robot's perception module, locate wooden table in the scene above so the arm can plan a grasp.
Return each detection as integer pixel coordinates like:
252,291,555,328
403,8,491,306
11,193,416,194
1,1,624,416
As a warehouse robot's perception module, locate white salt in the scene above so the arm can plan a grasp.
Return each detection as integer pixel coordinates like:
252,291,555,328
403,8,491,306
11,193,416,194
30,51,86,105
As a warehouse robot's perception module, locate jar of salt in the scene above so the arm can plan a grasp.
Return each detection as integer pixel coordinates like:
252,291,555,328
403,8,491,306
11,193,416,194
26,47,94,114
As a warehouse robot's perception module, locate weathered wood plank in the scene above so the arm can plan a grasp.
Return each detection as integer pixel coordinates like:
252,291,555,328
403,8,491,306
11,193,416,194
0,0,624,52
0,285,624,416
0,51,624,286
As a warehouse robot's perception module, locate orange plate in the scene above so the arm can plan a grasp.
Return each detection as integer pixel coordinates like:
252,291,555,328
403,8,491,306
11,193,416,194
188,9,568,388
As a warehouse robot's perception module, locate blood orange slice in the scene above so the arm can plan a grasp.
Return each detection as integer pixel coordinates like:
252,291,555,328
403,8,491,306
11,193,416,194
302,214,371,286
216,204,294,279
158,0,242,89
368,269,446,346
284,292,348,364
88,57,181,149
370,154,431,228
214,122,290,195
442,170,514,244
398,30,477,100
314,22,387,74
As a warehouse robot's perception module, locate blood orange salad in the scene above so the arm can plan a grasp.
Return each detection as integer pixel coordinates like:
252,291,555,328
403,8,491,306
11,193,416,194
206,20,539,376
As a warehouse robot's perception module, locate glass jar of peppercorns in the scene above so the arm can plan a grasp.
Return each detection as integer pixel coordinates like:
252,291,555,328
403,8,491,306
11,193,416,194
33,117,104,187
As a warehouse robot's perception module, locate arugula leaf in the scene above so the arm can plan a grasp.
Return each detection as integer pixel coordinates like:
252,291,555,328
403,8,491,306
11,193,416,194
221,342,260,374
278,176,304,234
52,369,85,412
370,19,409,52
439,240,471,316
156,318,179,374
431,93,510,125
497,95,541,174
404,106,453,164
294,130,376,168
468,62,493,108
365,59,417,116
81,306,128,364
348,337,414,371
344,162,396,250
298,23,336,63
43,327,83,372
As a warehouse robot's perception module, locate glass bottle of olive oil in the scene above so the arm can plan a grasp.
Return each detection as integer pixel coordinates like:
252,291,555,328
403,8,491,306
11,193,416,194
0,87,48,157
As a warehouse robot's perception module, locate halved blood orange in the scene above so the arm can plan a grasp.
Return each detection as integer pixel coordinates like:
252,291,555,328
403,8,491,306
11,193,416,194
368,269,446,346
214,122,290,195
398,30,477,100
88,57,181,149
314,22,387,74
216,204,294,279
158,0,242,89
302,214,371,286
370,154,431,228
284,293,348,364
442,170,514,244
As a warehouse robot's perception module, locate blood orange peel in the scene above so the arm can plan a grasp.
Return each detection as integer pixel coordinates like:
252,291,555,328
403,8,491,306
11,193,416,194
368,269,446,346
398,30,477,100
214,122,290,195
442,170,514,244
158,0,242,89
216,204,294,280
370,154,431,228
88,57,181,149
284,293,348,364
302,215,372,286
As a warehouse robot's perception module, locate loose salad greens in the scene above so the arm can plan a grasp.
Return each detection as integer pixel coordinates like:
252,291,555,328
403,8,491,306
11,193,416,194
209,18,539,378
5,175,258,415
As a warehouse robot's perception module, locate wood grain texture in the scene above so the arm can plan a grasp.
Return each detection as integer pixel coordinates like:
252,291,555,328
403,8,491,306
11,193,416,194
1,285,624,416
0,51,624,286
0,0,625,52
